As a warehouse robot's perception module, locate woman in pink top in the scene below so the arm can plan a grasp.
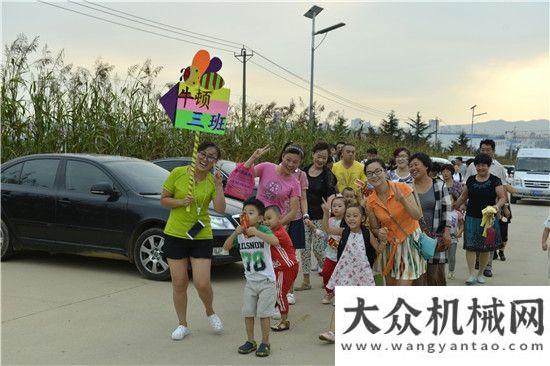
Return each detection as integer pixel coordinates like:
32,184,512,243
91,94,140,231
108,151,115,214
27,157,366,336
244,145,303,226
244,144,304,306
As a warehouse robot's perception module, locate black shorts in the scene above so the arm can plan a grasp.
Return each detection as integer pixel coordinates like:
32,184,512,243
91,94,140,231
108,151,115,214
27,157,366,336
163,235,213,259
499,220,509,243
288,219,306,250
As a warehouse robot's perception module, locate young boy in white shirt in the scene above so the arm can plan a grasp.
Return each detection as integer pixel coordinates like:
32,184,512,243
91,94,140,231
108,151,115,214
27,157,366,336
223,197,280,357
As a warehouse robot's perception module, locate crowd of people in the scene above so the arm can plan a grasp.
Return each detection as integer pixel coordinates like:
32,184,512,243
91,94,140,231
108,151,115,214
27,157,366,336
159,138,519,356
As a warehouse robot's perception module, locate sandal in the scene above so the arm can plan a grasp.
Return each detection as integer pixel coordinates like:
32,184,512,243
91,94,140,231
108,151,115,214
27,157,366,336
270,320,290,332
294,283,311,291
321,293,334,304
319,331,335,343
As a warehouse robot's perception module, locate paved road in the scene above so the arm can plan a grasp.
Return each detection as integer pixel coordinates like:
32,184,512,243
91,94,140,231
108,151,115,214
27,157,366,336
1,200,548,365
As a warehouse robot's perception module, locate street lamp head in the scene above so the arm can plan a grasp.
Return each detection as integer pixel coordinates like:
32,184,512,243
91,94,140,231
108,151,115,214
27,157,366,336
315,22,346,35
470,104,477,110
304,5,324,19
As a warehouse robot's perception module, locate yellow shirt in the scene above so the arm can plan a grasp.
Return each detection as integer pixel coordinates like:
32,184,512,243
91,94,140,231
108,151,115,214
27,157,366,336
331,160,367,193
163,166,216,240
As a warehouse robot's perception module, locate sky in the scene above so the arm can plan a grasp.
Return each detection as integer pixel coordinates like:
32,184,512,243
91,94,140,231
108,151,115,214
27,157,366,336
2,0,549,127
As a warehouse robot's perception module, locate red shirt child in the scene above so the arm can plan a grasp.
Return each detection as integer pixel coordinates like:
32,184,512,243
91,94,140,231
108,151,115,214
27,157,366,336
270,224,298,270
264,206,299,330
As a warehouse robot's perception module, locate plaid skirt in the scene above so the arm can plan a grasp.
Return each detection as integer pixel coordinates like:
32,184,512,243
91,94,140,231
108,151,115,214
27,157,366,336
463,215,502,252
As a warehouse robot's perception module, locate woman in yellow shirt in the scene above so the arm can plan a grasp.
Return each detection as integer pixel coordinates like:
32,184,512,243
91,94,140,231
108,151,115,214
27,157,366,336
160,141,226,340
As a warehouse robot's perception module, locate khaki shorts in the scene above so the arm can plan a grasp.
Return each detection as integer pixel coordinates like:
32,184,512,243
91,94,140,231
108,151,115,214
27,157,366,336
242,279,277,318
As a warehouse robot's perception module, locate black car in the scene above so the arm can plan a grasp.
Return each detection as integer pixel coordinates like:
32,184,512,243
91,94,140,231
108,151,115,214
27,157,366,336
1,154,243,280
152,157,258,199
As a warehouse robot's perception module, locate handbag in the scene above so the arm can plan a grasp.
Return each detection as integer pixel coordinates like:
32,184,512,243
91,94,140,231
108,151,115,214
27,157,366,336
403,188,437,260
411,186,440,258
224,163,255,200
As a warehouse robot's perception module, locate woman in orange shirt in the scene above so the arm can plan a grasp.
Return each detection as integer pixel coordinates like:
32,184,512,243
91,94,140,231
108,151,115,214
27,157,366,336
364,158,426,286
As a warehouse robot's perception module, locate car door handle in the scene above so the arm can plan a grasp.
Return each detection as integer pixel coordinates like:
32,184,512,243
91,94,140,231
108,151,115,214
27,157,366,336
1,191,11,197
58,198,71,204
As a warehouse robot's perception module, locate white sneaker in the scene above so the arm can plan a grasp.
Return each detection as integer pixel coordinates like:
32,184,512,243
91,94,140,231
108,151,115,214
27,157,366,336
272,309,281,320
208,314,223,333
171,325,190,340
476,275,486,284
287,293,296,305
465,275,477,285
447,271,455,280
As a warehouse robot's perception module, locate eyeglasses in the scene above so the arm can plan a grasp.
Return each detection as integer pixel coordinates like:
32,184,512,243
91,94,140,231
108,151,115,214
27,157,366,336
197,151,218,163
365,168,385,178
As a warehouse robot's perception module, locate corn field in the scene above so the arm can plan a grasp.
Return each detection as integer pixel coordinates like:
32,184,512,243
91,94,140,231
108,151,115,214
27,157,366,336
1,35,471,165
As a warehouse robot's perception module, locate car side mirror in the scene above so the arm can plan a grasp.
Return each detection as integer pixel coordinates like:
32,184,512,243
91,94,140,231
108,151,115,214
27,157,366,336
90,182,116,196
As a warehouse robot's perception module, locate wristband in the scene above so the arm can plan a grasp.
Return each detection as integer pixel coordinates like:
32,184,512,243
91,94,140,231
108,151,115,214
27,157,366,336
303,214,310,220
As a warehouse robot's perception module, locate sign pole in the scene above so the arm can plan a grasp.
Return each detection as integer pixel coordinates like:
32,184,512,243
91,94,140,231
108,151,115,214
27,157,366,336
186,131,201,212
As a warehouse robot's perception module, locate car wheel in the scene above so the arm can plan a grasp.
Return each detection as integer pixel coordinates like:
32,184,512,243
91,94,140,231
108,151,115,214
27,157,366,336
133,228,170,281
1,220,14,261
510,195,518,204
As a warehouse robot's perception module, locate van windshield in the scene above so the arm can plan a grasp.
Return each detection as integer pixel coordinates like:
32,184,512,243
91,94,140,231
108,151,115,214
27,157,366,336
516,157,550,173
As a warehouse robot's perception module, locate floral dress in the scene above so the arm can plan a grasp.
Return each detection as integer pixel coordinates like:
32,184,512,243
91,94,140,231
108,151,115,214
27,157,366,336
327,232,375,289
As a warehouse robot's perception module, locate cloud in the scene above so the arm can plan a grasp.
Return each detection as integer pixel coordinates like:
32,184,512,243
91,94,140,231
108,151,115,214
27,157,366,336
447,54,550,121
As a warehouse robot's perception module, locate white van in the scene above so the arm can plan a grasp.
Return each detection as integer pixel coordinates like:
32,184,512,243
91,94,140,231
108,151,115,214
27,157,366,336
511,148,550,203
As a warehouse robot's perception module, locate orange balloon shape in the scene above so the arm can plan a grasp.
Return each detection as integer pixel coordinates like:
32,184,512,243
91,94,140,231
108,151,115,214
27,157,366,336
192,50,211,76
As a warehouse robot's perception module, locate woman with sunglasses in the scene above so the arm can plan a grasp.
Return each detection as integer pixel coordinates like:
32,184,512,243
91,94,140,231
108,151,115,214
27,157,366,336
161,141,226,340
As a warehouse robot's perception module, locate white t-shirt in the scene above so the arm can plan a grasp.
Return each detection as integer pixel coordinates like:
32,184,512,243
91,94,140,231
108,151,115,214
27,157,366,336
325,217,342,262
234,225,276,282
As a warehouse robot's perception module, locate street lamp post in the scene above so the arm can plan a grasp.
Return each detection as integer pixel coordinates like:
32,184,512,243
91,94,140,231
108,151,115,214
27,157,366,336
469,104,487,149
304,5,345,130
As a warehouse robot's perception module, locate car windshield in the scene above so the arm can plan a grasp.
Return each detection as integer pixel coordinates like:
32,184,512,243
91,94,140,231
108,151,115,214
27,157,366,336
516,157,550,173
105,161,169,194
217,161,236,175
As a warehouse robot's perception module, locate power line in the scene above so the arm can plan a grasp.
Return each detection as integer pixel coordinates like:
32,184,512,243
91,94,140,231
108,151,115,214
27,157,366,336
75,0,241,51
39,0,435,121
249,49,390,116
249,60,386,117
38,1,236,54
68,1,395,118
83,0,243,48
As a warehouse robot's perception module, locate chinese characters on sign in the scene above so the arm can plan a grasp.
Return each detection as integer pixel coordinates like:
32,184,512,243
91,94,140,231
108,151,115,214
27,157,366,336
174,84,230,135
159,49,230,136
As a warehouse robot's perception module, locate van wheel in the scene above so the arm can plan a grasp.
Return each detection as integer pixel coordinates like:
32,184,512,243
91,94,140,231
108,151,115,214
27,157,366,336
1,220,14,261
510,195,518,204
133,228,170,281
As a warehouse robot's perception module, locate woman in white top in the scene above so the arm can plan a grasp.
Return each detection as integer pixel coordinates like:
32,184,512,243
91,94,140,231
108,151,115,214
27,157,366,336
387,147,413,185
